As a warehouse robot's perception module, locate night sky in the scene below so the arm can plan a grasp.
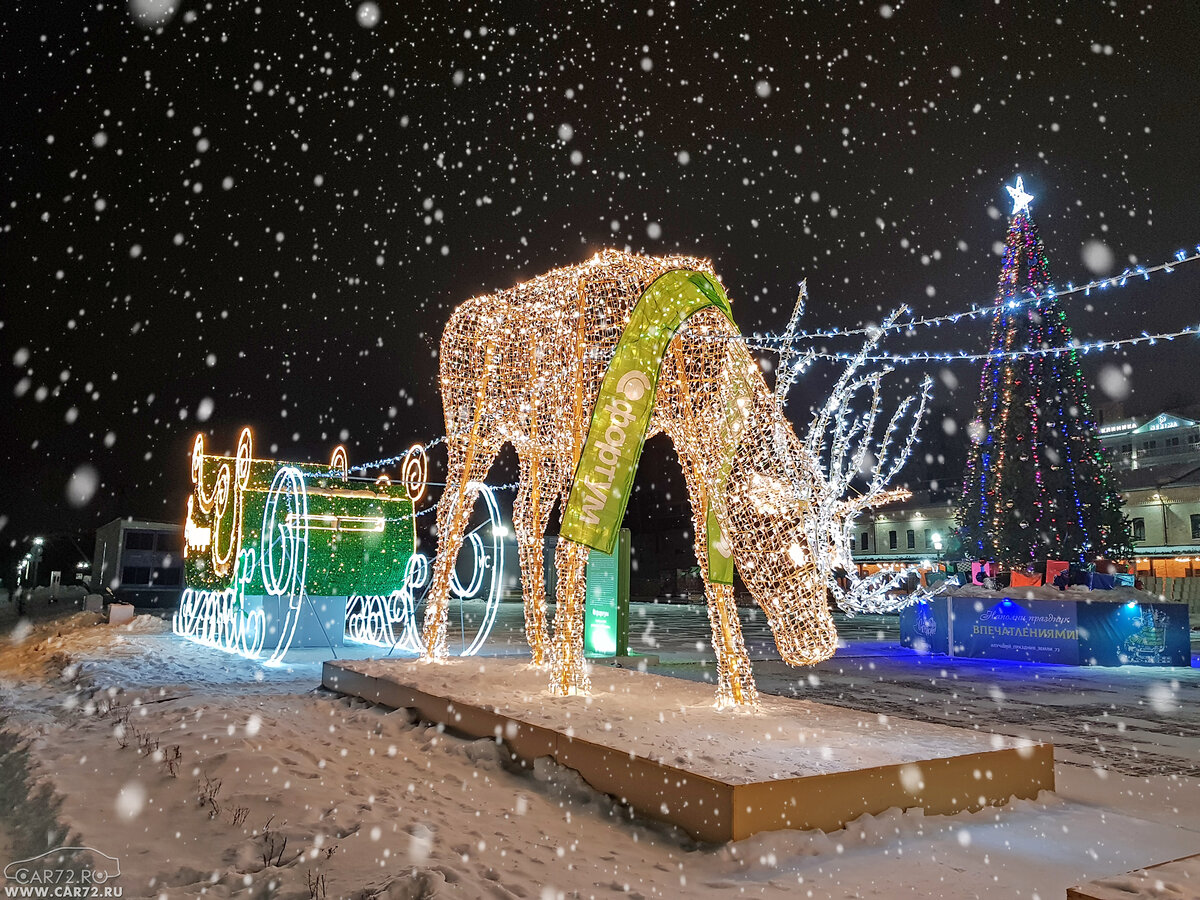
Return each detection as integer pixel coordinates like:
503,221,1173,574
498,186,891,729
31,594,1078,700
3,1,1200,565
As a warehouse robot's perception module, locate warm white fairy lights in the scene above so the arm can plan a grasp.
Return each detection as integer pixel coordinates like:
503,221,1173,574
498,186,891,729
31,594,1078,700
184,497,212,551
422,250,926,706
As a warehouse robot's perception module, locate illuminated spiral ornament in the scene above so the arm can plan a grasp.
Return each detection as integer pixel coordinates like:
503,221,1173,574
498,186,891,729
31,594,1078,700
330,445,349,480
394,553,431,653
190,434,213,507
207,427,255,579
209,464,236,574
341,484,501,657
173,549,265,659
173,587,200,638
234,427,254,489
343,554,429,652
261,466,310,666
401,443,428,504
446,481,505,657
345,595,395,645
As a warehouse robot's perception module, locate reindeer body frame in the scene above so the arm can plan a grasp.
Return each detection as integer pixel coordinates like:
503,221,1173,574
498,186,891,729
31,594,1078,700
421,250,863,705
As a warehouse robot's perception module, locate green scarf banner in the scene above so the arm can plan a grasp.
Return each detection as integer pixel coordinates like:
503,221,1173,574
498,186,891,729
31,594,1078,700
561,269,743,584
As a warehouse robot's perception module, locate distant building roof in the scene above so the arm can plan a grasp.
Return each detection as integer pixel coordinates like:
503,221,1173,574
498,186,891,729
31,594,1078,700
1099,412,1200,438
1118,462,1200,491
97,518,181,532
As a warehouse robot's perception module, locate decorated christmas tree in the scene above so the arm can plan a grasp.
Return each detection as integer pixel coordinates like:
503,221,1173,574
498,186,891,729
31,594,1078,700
957,177,1132,569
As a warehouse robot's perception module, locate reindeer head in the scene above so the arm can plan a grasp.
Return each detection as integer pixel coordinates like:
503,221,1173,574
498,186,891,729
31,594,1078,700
721,387,840,665
717,293,932,667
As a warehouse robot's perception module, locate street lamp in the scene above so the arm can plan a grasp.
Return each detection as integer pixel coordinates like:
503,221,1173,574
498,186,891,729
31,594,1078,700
1150,492,1170,547
29,537,45,589
931,531,944,567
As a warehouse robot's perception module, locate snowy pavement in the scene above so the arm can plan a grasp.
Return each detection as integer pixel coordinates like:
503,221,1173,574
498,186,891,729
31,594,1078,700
0,603,1197,899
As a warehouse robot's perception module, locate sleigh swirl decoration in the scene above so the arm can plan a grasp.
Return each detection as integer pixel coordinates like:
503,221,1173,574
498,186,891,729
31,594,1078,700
177,429,505,663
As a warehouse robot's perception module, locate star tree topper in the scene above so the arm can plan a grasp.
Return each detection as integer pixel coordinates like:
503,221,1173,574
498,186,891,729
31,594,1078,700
1006,175,1034,216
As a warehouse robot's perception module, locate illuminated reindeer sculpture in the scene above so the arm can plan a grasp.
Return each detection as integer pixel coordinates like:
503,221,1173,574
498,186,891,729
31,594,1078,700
423,250,929,706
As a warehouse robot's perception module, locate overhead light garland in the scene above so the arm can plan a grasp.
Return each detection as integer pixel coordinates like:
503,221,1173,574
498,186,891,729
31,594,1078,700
759,323,1200,365
740,244,1200,347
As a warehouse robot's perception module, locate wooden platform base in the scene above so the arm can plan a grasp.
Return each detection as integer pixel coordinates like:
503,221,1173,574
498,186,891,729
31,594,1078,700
322,658,1054,843
1068,853,1200,900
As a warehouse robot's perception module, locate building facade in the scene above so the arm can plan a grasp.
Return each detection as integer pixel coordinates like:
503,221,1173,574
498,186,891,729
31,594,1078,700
1098,413,1200,471
851,476,1200,578
851,411,1200,579
92,518,184,607
1118,464,1200,577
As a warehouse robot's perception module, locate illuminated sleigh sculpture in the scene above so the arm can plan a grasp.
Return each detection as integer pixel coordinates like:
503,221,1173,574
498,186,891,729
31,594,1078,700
177,428,504,663
424,249,930,706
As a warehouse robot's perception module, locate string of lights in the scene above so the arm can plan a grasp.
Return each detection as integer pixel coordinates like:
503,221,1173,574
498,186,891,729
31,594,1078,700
353,435,446,473
733,244,1200,347
752,321,1200,365
352,236,1200,476
355,315,1197,480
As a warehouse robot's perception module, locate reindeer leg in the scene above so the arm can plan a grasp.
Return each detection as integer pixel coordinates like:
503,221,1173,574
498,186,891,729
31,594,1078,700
549,537,591,695
680,460,759,708
704,582,759,708
422,437,500,659
512,452,556,667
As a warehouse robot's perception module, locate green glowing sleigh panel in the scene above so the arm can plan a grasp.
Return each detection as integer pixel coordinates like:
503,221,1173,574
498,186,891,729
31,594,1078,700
176,428,504,665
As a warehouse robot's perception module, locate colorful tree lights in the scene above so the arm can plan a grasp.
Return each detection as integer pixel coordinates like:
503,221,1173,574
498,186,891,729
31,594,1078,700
957,179,1132,568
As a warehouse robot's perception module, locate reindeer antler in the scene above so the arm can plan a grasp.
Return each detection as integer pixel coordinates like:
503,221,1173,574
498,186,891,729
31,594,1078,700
773,280,815,407
794,302,936,616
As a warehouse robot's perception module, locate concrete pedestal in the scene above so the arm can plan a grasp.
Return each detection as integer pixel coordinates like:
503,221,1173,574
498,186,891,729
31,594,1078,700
323,657,1054,843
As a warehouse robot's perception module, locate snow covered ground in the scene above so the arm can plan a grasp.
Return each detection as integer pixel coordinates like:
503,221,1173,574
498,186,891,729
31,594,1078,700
0,600,1197,899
